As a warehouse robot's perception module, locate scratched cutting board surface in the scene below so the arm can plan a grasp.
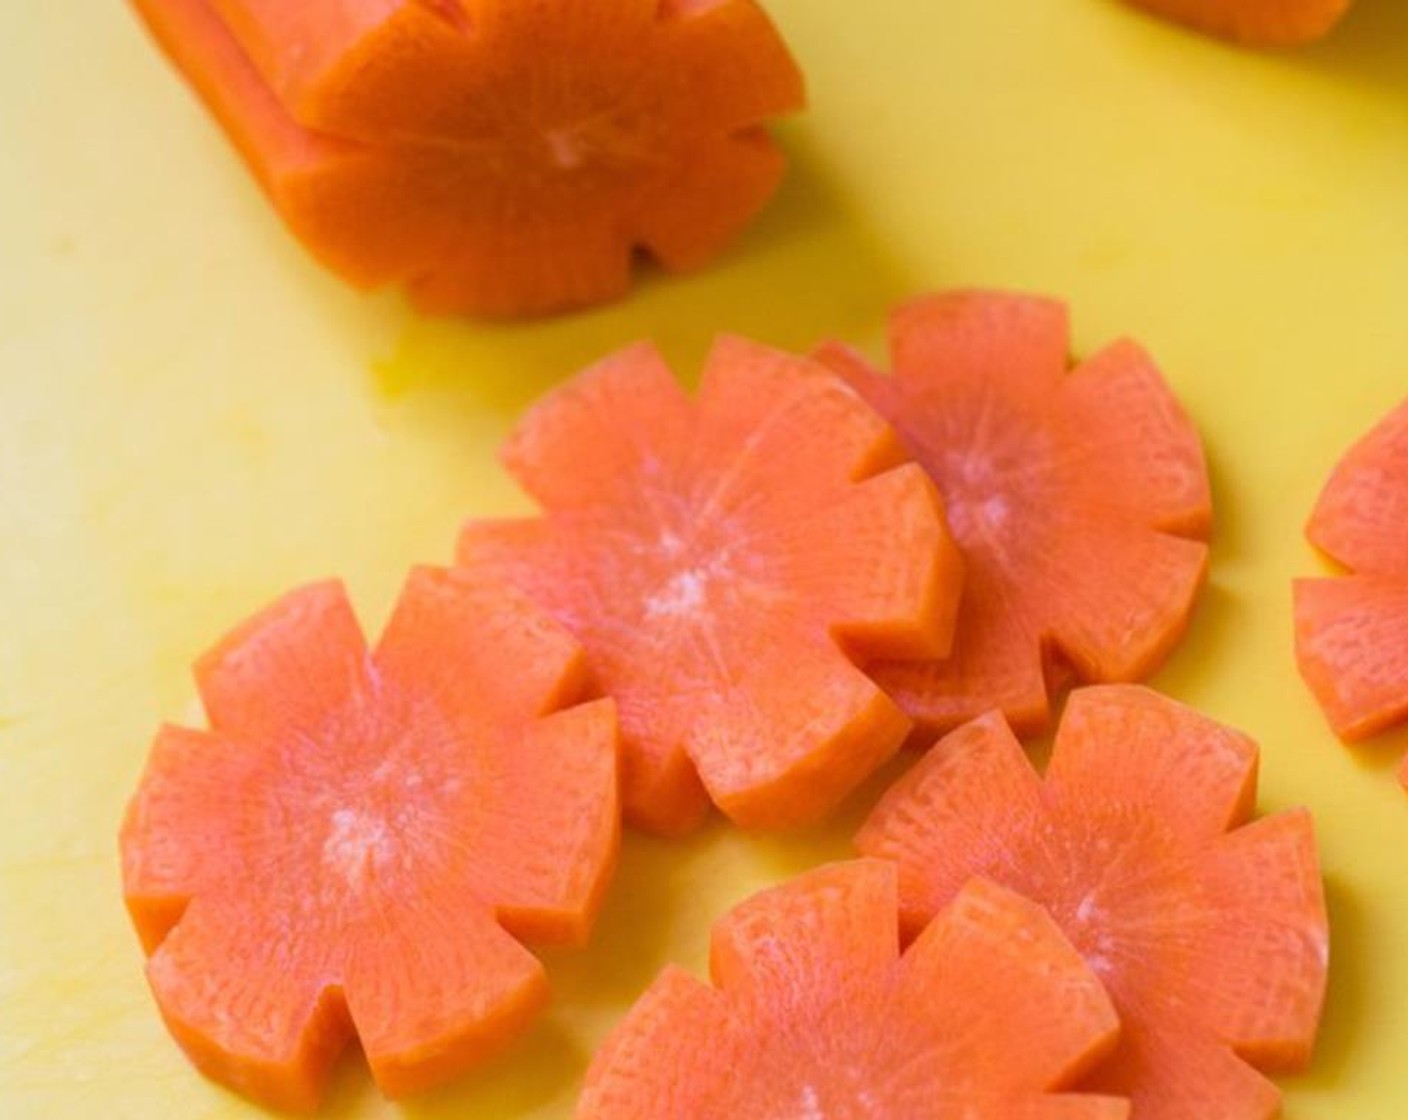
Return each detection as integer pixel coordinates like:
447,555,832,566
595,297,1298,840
3,1,1408,1116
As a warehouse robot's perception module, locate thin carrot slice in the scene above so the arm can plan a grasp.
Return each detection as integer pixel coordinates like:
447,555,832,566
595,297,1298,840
816,290,1210,738
1294,398,1408,763
120,568,619,1111
129,0,804,317
1123,0,1352,46
460,339,962,835
858,685,1329,1120
577,860,1129,1119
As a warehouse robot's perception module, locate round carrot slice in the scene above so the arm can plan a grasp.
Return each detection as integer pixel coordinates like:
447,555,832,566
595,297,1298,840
459,338,963,835
858,685,1329,1120
1294,398,1408,771
1121,0,1351,46
816,291,1211,739
120,567,619,1111
130,0,804,317
577,860,1129,1120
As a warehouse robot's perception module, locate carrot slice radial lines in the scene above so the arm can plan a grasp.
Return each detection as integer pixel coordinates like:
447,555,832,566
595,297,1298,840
460,339,961,833
578,861,1128,1119
858,685,1329,1120
816,290,1211,737
120,568,619,1109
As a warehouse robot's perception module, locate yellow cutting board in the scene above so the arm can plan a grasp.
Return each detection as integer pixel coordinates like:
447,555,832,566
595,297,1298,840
3,1,1408,1116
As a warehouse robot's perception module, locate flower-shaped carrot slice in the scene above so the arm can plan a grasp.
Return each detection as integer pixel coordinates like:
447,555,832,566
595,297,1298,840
130,0,804,317
120,567,619,1112
858,685,1329,1120
1295,397,1408,770
1123,0,1351,46
459,338,963,835
578,860,1128,1120
816,291,1211,738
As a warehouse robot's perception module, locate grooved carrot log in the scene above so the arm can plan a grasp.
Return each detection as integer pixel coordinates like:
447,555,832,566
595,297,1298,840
130,0,805,317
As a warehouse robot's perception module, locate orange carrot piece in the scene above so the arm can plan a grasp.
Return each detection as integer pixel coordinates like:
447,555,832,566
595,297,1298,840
816,291,1210,739
858,685,1329,1120
459,338,963,835
1294,398,1408,769
1295,577,1408,747
120,568,619,1111
129,0,804,317
577,860,1129,1120
1123,0,1352,46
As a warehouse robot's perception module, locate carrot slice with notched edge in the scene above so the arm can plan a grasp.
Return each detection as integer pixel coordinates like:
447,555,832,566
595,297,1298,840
816,291,1211,740
1122,0,1352,47
459,338,963,835
858,685,1329,1120
1294,397,1408,774
577,859,1129,1120
119,567,619,1111
129,0,804,317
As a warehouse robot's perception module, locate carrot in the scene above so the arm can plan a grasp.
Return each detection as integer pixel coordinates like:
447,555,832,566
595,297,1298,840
578,859,1129,1120
1294,398,1408,775
129,0,804,318
459,337,963,835
119,567,619,1112
858,685,1329,1120
1121,0,1352,45
816,291,1211,739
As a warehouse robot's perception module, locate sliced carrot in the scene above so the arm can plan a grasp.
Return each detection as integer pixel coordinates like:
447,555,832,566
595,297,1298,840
1123,0,1352,46
816,291,1211,739
459,338,963,835
120,568,619,1111
130,0,804,317
858,685,1329,1120
1294,398,1408,769
577,860,1129,1119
